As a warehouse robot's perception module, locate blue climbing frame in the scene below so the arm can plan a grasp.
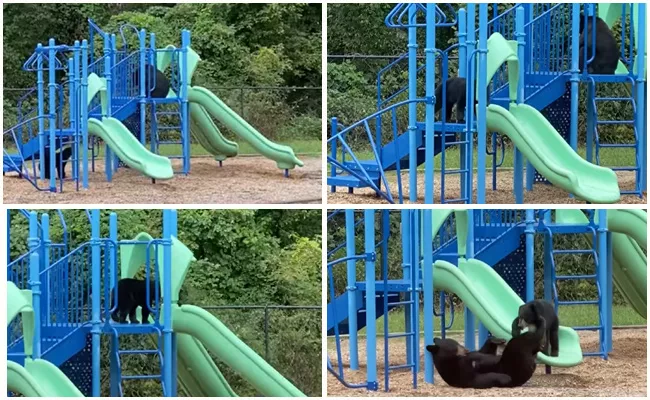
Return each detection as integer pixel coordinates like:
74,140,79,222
3,19,191,192
7,209,178,396
327,3,647,203
327,209,614,391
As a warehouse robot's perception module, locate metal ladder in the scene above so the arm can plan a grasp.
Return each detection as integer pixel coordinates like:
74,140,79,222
546,223,605,357
589,77,640,195
109,324,166,396
152,101,183,162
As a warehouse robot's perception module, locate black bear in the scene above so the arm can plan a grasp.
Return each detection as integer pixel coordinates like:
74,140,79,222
512,299,559,357
41,146,73,180
110,278,158,324
426,336,512,388
434,77,468,123
578,13,620,74
472,316,546,387
133,64,171,99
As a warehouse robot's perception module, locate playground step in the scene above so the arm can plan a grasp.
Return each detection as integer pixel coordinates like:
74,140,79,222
328,174,377,189
552,249,596,255
555,274,597,280
121,374,162,380
118,349,161,356
558,300,599,305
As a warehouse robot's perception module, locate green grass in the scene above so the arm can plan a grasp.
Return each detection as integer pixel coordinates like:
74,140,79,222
327,145,636,172
357,304,645,336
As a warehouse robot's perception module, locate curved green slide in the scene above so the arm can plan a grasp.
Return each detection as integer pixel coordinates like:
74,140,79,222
483,33,620,203
86,73,174,180
121,233,305,397
430,259,583,367
428,210,583,367
157,45,303,170
486,103,620,203
555,209,647,319
6,281,83,397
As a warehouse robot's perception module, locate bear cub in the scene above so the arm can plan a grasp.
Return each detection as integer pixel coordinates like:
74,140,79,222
111,278,158,324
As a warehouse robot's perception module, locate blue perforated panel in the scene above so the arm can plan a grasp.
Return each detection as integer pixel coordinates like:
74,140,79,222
536,82,572,183
59,334,93,396
492,234,527,301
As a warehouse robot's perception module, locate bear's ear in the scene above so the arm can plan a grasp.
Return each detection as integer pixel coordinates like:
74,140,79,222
426,345,439,355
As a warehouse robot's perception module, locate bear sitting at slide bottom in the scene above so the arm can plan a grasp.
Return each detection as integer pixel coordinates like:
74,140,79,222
426,337,511,388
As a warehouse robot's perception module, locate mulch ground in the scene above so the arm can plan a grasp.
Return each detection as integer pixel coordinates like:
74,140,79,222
327,329,647,397
3,156,322,204
327,170,646,204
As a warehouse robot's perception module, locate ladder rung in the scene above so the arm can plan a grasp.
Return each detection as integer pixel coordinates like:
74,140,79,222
443,169,469,175
611,166,638,171
552,249,595,255
388,363,415,371
121,374,162,380
386,332,414,339
598,143,636,148
558,300,599,305
572,326,603,331
594,97,633,102
596,120,635,125
385,300,415,307
118,349,159,355
555,274,597,280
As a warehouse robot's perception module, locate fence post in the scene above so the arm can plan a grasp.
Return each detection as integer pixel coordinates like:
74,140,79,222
264,306,270,360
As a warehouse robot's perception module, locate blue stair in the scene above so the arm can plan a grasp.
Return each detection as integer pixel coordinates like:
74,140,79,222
152,101,183,159
327,290,400,336
329,127,458,189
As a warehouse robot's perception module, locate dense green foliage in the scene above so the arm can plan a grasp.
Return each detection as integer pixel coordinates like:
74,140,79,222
327,4,636,149
9,209,321,396
3,3,322,140
327,210,636,307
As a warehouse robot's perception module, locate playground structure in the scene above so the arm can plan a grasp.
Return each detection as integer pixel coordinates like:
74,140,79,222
326,208,647,391
327,3,647,204
3,19,303,193
6,209,305,397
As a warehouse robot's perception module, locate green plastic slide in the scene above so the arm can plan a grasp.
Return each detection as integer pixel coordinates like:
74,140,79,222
555,209,647,319
7,359,83,397
485,103,620,203
431,259,584,367
172,304,305,397
189,102,239,161
6,281,83,397
188,86,303,170
87,118,174,180
86,73,174,180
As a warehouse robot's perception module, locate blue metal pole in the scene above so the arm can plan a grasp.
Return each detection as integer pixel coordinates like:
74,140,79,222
411,210,420,377
401,209,412,363
68,58,76,186
330,118,338,192
525,209,535,301
543,212,553,302
458,9,468,199
345,209,358,370
524,5,536,191
476,5,488,204
422,209,434,384
408,5,418,202
139,30,147,144
606,231,613,353
635,4,646,193
464,210,475,350
181,31,191,174
466,4,476,202
109,213,118,288
28,212,41,358
514,7,525,203
424,4,436,203
36,44,45,181
596,209,609,358
41,213,51,324
73,41,81,184
103,34,113,182
91,210,101,397
162,210,174,395
48,39,57,192
364,210,377,390
81,40,89,189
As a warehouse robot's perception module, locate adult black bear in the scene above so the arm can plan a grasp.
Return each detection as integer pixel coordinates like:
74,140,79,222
41,146,73,180
425,336,512,388
133,64,171,99
578,13,620,74
472,316,546,387
512,299,559,357
434,77,468,123
110,278,158,324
